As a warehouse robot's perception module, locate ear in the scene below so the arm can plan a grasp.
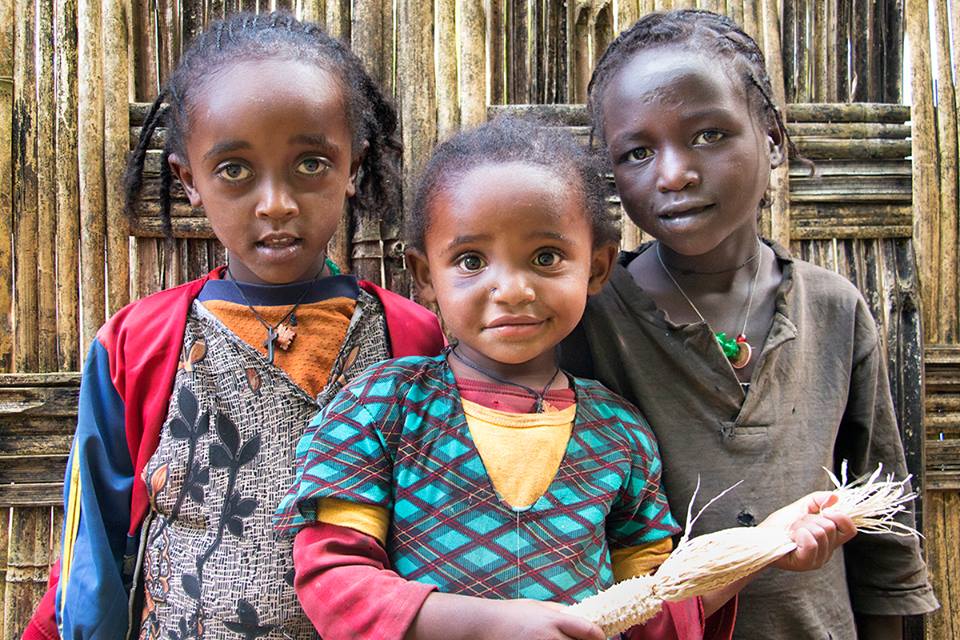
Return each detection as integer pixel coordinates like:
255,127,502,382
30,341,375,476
168,153,203,208
767,121,786,169
405,248,437,303
587,244,618,295
347,140,370,198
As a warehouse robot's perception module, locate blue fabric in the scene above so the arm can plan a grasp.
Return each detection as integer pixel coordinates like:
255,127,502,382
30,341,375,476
57,340,133,639
197,274,359,306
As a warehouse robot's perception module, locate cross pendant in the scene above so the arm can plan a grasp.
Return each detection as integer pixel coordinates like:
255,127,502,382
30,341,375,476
264,327,277,364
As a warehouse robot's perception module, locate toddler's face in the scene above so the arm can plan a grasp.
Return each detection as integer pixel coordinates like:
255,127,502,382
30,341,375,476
410,162,612,372
600,45,782,257
170,59,357,284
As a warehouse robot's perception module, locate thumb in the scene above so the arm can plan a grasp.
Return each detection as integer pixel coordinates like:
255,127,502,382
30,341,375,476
810,492,838,513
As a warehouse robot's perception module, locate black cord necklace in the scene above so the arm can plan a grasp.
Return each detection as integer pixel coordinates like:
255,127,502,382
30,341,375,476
450,345,562,413
225,264,324,364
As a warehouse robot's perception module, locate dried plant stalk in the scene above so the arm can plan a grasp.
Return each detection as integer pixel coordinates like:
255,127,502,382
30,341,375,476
567,463,918,636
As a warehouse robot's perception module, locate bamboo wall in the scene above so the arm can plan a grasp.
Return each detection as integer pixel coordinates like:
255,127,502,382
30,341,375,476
1,0,957,638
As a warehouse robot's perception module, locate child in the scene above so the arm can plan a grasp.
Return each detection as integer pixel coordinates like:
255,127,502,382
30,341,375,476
275,117,855,640
23,12,444,640
561,10,938,640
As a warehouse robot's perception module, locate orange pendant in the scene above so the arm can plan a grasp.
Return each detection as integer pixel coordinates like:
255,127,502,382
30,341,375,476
730,336,752,369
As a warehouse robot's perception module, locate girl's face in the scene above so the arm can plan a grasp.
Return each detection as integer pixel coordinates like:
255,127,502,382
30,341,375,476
600,45,783,257
408,162,615,373
170,59,358,284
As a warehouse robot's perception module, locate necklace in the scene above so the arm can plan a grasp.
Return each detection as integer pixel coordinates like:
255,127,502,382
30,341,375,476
655,240,763,370
450,345,562,413
225,264,324,364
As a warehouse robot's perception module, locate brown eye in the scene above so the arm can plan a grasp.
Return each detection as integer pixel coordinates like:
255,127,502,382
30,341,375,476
297,156,329,176
628,147,652,162
217,163,252,182
458,254,485,271
693,130,725,145
533,251,561,267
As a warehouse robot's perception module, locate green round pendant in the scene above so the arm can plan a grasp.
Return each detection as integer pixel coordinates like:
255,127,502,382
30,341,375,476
715,332,752,369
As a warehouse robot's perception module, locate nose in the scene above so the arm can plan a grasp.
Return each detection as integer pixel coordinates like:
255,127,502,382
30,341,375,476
255,177,298,219
490,268,536,306
656,146,700,193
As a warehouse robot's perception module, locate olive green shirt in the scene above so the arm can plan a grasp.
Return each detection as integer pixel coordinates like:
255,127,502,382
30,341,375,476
562,242,937,639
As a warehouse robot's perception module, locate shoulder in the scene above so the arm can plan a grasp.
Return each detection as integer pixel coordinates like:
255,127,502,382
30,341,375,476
788,258,864,307
96,272,213,351
573,377,658,448
358,281,444,357
341,353,450,398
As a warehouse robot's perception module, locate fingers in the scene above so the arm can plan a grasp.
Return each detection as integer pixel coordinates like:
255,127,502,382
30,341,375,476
554,613,606,640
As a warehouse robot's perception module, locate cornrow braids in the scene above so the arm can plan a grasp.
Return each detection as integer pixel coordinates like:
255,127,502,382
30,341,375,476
123,11,402,240
407,116,619,253
587,9,806,174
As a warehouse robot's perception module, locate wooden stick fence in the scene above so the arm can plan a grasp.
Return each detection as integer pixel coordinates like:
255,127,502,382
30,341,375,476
1,0,958,638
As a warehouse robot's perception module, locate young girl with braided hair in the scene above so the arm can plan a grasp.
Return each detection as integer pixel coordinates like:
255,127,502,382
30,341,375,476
276,116,856,640
23,12,442,640
562,9,938,639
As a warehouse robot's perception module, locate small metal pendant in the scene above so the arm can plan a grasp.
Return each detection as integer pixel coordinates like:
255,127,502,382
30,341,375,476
730,335,752,369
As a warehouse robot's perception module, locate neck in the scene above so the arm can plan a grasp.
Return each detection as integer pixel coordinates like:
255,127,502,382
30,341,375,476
658,229,761,276
448,343,563,391
225,256,327,286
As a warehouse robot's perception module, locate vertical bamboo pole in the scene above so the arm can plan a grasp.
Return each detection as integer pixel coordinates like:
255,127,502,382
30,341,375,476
639,0,654,14
325,0,348,40
397,0,436,195
78,0,107,352
741,0,759,48
616,0,639,31
884,0,903,103
509,0,529,102
933,0,958,342
459,0,486,128
13,0,38,372
56,0,80,370
0,0,15,373
299,0,325,25
760,0,789,248
836,0,850,100
436,0,459,140
781,0,795,101
488,0,506,105
37,0,57,371
728,0,743,28
794,0,808,101
907,0,940,342
852,0,868,100
569,2,590,103
104,0,131,315
130,0,159,101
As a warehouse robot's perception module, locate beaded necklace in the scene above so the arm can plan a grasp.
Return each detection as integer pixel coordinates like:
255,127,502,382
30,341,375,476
655,239,763,370
449,345,562,413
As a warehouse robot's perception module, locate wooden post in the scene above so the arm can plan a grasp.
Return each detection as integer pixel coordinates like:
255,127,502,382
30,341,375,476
13,0,38,372
760,0,790,248
488,0,505,105
0,0,15,373
56,0,80,371
325,0,349,41
300,0,326,26
36,0,57,372
435,0,459,139
933,0,957,342
615,0,639,33
78,0,107,354
907,0,940,342
104,0,131,315
459,0,486,128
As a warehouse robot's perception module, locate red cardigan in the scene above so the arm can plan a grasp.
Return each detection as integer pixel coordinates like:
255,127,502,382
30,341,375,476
22,268,445,640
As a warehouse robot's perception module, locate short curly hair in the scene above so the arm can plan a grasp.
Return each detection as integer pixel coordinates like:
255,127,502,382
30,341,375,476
407,116,619,252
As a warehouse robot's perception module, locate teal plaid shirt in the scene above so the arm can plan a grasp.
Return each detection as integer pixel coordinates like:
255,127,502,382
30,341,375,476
276,355,678,603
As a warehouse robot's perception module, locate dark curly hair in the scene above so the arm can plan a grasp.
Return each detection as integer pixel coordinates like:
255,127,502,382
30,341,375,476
407,116,619,252
124,11,402,238
587,9,802,167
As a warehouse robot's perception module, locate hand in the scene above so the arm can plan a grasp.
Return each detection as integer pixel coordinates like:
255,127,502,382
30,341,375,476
481,600,606,640
760,492,857,572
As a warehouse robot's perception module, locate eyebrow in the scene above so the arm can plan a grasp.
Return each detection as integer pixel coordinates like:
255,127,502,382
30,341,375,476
290,133,341,155
446,234,491,251
203,140,251,161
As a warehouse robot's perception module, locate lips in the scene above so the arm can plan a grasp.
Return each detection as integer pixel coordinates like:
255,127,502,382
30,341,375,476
657,202,713,219
256,233,300,248
485,315,543,329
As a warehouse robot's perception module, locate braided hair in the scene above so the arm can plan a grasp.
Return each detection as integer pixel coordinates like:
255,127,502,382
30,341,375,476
124,11,402,239
587,10,802,168
407,116,620,252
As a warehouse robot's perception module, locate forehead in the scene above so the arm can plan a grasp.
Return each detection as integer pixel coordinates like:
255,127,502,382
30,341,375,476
187,59,350,141
601,45,750,132
429,162,588,236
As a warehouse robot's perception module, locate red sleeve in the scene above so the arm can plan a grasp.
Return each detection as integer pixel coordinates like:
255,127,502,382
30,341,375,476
21,560,60,640
294,522,436,640
626,597,736,640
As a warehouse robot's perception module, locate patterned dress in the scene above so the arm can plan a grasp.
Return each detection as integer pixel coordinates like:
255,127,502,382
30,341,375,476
136,287,389,640
277,355,679,604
